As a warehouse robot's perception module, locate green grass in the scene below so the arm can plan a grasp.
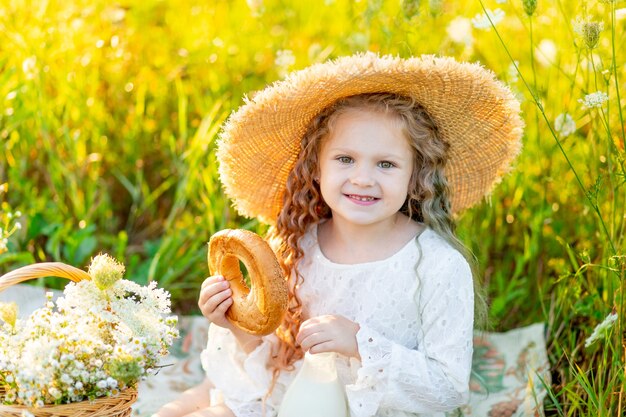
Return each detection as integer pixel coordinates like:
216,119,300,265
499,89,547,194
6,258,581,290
0,0,624,414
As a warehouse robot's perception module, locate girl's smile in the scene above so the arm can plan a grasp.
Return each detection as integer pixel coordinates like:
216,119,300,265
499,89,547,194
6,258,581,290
318,108,414,229
345,194,378,205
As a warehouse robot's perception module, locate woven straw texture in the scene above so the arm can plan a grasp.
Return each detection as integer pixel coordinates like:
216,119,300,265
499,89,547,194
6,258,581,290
0,387,137,417
0,263,138,417
217,52,524,224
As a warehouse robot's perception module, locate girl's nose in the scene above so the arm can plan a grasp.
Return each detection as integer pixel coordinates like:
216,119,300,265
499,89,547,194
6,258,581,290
350,166,375,187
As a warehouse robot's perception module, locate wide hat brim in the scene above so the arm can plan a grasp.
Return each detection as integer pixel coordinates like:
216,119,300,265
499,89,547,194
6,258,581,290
217,52,524,224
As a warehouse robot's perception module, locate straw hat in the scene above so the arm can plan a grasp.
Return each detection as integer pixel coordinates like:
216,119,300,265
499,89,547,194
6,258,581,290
217,52,524,224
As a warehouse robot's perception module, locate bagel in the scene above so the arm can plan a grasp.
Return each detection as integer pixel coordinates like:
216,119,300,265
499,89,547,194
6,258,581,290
208,229,288,335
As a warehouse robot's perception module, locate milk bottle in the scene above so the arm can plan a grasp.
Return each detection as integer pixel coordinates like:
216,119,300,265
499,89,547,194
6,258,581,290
278,352,349,417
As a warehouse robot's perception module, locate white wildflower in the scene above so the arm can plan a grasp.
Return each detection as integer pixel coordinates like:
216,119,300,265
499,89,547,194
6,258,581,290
578,91,609,109
107,377,118,388
49,387,62,399
554,113,576,137
585,312,618,347
535,39,557,67
572,16,604,49
88,253,125,290
275,49,296,76
22,56,38,79
471,8,505,30
447,17,473,47
102,6,126,23
0,301,18,326
246,0,263,15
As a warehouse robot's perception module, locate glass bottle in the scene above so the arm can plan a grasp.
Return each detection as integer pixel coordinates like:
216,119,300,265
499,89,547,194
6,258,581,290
278,351,349,417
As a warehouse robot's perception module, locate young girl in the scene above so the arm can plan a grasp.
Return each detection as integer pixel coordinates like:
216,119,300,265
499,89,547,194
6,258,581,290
154,53,523,417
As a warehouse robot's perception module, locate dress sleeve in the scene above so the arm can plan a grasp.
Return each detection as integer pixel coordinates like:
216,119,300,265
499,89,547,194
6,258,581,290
345,250,474,417
201,324,278,417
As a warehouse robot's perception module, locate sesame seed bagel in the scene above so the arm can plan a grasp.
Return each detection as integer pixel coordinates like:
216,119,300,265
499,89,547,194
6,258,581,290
208,229,288,335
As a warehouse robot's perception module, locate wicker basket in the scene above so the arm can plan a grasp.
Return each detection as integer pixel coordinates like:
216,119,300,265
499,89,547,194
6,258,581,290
0,262,138,417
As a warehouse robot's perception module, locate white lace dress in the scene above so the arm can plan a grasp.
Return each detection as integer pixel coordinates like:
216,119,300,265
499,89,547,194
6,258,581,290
201,226,474,417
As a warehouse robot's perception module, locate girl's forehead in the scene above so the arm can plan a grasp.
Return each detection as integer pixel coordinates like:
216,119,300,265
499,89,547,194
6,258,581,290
328,107,407,136
322,109,412,154
334,110,396,131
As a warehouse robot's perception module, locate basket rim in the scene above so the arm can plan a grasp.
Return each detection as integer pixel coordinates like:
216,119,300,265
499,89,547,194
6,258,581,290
0,386,137,412
0,262,91,294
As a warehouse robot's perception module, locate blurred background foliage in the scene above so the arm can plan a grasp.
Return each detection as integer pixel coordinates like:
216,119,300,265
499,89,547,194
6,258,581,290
0,0,624,415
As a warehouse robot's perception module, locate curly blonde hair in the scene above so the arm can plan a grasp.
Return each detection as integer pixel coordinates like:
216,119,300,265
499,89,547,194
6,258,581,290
266,92,486,384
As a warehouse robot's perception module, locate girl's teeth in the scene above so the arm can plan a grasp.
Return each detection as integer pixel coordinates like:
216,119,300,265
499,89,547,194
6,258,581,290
351,195,374,201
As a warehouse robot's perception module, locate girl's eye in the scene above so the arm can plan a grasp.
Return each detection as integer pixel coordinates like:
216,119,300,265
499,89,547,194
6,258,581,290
337,156,353,164
379,161,395,169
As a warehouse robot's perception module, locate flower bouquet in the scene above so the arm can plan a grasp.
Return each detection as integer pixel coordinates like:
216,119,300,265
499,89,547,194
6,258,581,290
0,254,179,417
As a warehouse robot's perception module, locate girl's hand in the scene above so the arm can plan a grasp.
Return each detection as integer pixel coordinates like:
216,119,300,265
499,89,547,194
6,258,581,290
198,276,263,353
296,315,361,359
198,275,234,330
